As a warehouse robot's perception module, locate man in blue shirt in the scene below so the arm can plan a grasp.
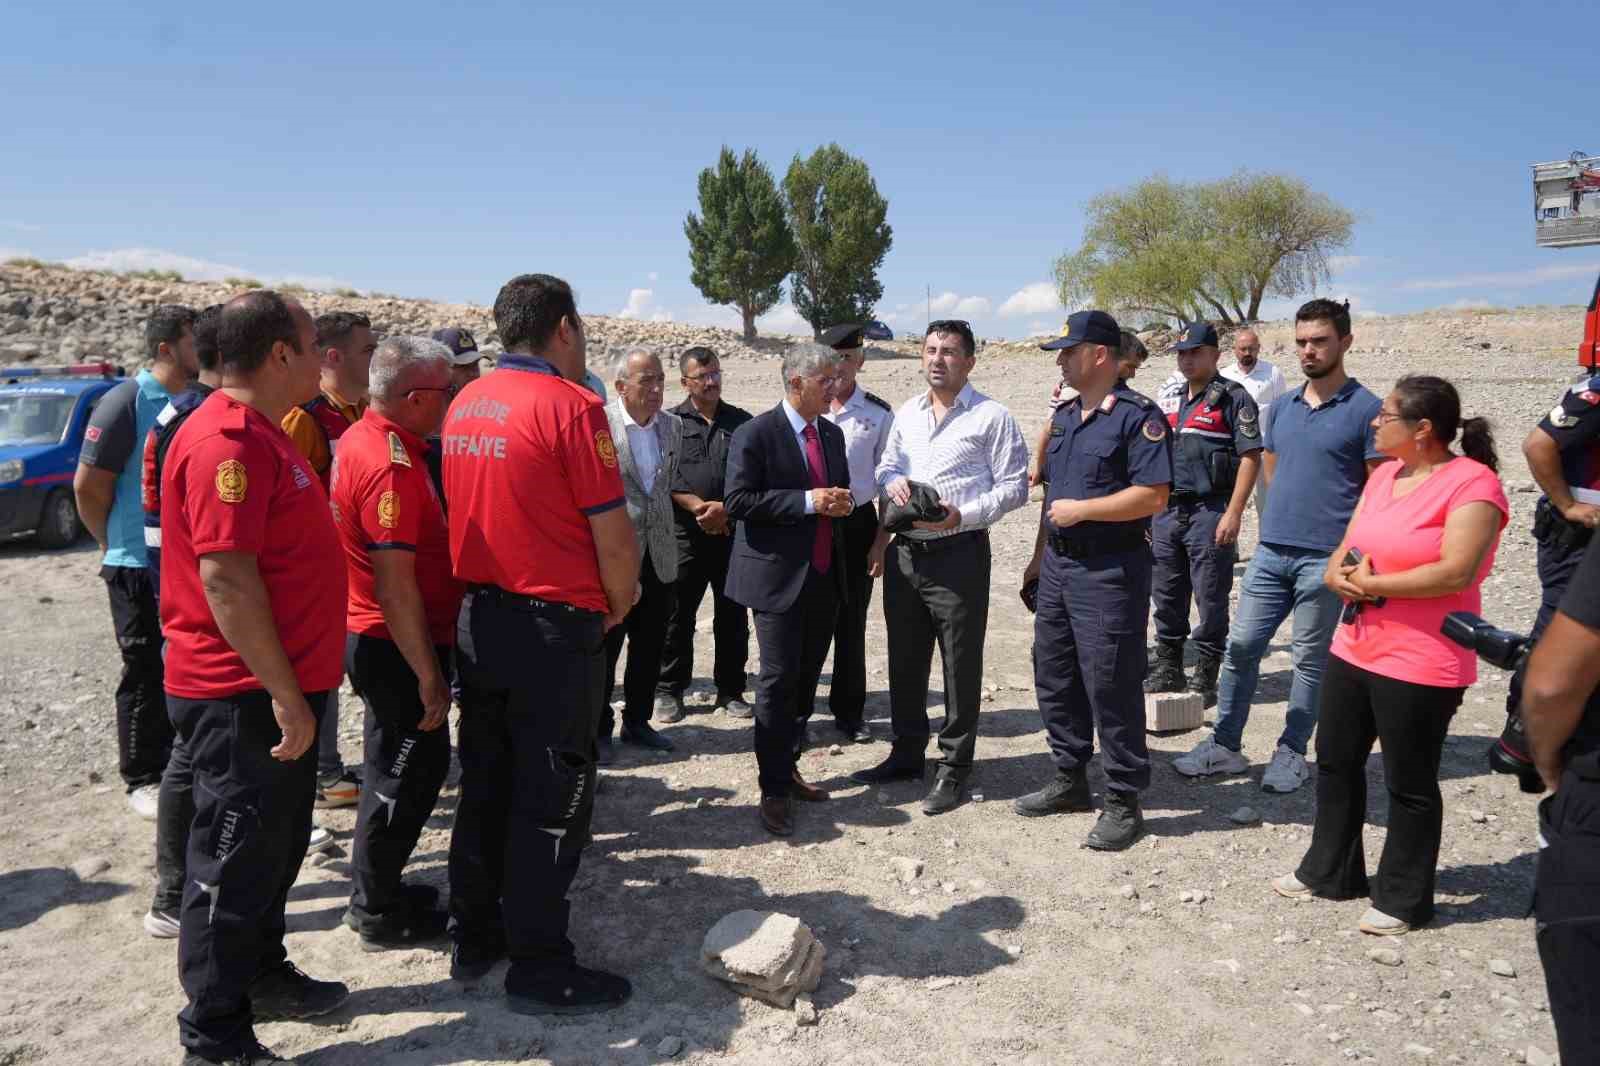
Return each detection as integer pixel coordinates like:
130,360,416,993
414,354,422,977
1173,299,1384,794
74,304,194,819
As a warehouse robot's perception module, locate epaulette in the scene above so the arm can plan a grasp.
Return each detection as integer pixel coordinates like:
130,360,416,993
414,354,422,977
863,390,892,412
387,431,412,468
1120,388,1155,408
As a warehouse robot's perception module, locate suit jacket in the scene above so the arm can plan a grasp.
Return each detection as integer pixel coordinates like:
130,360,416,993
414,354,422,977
723,403,850,613
605,398,682,583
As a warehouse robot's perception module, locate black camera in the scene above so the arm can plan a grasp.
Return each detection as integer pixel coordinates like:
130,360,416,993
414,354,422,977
1439,611,1544,794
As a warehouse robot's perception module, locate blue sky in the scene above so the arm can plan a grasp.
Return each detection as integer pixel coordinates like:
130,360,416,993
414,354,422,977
3,1,1596,339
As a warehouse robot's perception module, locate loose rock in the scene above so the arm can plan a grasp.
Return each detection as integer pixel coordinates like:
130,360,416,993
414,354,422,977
1227,805,1262,826
1368,947,1404,967
1488,958,1517,978
655,1035,685,1058
700,910,826,1008
70,856,109,880
889,856,924,883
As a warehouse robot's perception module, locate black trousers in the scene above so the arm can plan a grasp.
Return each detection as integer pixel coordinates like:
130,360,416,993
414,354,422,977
1536,767,1600,1063
171,689,326,1060
751,568,838,797
449,588,602,973
601,551,675,736
345,633,453,926
152,724,193,913
1296,654,1463,926
1507,531,1587,722
103,565,172,789
817,503,877,729
1151,498,1236,659
882,532,991,775
657,528,748,703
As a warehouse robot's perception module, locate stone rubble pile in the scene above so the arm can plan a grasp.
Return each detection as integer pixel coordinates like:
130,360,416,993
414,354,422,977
700,909,825,1009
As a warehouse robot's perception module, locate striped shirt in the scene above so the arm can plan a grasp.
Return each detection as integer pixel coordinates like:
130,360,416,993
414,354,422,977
875,382,1029,539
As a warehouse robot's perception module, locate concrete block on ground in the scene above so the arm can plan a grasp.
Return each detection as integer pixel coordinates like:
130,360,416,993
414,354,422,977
701,910,826,1008
1147,692,1204,733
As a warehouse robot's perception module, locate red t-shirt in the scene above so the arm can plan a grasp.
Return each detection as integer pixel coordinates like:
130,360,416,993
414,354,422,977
331,410,462,645
1331,457,1509,688
160,392,347,698
443,357,625,612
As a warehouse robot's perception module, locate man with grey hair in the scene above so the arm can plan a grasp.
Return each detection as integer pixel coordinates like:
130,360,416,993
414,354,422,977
598,348,682,759
329,335,460,949
854,319,1030,816
724,342,853,836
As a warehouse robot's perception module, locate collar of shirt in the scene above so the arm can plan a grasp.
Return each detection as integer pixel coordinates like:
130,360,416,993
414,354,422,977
363,408,426,459
912,381,977,413
320,383,366,420
135,367,171,402
1290,377,1362,408
619,402,657,431
781,397,817,438
1226,360,1270,382
497,353,561,377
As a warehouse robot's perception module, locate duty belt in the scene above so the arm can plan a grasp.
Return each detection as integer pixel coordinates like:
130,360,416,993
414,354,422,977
895,529,988,554
1049,532,1146,559
467,584,601,618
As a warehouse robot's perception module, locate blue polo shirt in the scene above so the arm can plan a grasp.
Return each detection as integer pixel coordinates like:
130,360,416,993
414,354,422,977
1259,378,1382,553
78,368,173,568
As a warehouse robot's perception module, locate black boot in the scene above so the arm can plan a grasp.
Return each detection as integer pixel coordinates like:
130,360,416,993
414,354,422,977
1085,790,1144,851
1012,770,1092,817
1187,653,1221,708
1143,640,1186,693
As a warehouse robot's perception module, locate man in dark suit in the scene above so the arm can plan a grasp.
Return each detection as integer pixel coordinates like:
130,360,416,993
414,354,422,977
724,342,855,836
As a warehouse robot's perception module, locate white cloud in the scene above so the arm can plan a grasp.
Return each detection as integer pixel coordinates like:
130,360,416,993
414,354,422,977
1443,297,1497,311
60,247,352,290
998,281,1060,317
616,288,673,322
1399,262,1600,292
1327,255,1366,272
757,304,810,335
926,291,991,317
1028,320,1052,336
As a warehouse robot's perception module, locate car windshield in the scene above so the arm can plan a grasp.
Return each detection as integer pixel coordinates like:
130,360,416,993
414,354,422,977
0,393,76,445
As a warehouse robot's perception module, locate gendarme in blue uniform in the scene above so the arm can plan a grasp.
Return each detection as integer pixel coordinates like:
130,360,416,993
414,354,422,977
1036,379,1173,793
1151,370,1260,664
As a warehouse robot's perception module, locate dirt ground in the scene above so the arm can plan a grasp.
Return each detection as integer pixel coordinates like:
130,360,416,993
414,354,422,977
0,308,1581,1065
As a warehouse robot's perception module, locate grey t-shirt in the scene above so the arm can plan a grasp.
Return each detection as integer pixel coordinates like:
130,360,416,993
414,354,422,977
78,378,140,473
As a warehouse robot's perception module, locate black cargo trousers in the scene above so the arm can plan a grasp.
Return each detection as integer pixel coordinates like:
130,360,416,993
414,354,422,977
344,633,453,928
1536,763,1600,1062
169,689,327,1060
448,586,603,975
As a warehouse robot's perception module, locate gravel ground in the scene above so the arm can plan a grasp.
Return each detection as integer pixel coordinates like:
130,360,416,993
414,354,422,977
0,301,1584,1065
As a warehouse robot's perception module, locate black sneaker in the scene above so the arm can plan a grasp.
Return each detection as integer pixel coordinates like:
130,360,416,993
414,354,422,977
505,964,632,1015
619,723,674,751
1012,771,1092,817
1084,790,1145,851
450,935,506,982
356,905,448,952
180,1039,297,1065
850,756,925,785
249,961,349,1021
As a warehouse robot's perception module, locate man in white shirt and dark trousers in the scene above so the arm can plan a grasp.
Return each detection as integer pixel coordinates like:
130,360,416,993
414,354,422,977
1219,327,1288,515
817,323,894,745
852,320,1030,814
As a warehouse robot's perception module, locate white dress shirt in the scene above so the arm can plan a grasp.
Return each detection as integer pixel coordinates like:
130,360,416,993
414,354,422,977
620,403,661,494
823,385,894,507
875,382,1029,538
782,398,823,515
1221,358,1289,425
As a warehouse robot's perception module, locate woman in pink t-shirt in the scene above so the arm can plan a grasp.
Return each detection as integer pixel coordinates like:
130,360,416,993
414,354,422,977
1272,375,1508,935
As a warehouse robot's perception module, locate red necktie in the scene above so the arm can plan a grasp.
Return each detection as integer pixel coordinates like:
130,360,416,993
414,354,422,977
802,423,832,574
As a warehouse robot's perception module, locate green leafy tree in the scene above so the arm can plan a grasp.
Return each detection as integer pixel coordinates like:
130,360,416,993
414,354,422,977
1056,172,1354,325
783,144,893,337
685,147,796,342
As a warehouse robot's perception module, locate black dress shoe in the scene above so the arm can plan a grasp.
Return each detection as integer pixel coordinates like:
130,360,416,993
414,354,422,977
249,961,349,1021
619,723,675,751
1085,790,1145,851
759,796,794,836
450,934,506,982
850,756,925,785
791,769,829,802
505,964,632,1015
836,722,876,744
921,774,965,815
356,904,448,952
1013,771,1092,817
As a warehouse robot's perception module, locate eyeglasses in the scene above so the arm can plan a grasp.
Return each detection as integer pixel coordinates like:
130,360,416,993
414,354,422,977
684,370,722,383
1375,410,1407,425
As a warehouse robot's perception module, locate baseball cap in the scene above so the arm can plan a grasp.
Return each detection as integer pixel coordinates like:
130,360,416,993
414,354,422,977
1172,321,1220,352
1040,310,1122,351
432,327,482,366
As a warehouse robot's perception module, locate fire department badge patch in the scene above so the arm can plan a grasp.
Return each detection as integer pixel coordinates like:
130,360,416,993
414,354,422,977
214,460,247,503
596,430,618,468
378,490,398,529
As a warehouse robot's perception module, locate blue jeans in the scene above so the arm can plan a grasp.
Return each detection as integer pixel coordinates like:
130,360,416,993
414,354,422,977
1212,542,1341,755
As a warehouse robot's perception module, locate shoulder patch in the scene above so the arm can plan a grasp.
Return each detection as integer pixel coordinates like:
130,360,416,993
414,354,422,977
214,459,247,503
388,431,412,468
1099,393,1118,414
377,490,399,529
595,429,618,468
863,390,892,412
1142,418,1167,442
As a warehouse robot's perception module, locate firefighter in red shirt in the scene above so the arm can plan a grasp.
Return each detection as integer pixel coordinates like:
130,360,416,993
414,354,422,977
443,273,640,1015
329,335,462,950
159,291,349,1066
